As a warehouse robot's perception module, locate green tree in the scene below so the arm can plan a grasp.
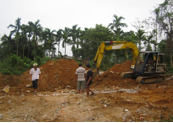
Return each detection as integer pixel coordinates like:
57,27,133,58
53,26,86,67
69,25,82,59
26,21,34,59
121,30,137,43
144,34,154,51
61,27,71,56
28,20,42,60
108,14,128,40
8,17,22,56
43,28,56,57
158,39,166,53
55,29,62,57
135,29,146,51
154,0,173,66
80,24,114,60
20,24,29,59
1,33,14,56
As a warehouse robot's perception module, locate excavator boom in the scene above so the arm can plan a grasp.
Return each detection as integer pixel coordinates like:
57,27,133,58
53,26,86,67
93,41,139,72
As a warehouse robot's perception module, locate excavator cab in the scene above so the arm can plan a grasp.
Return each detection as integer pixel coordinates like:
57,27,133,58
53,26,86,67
134,51,166,76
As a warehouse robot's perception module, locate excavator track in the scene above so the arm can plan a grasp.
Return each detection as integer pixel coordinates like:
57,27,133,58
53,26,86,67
136,74,165,84
120,72,133,78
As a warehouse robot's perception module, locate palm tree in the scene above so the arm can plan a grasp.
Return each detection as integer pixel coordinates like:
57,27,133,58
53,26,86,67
28,20,42,60
151,29,158,51
135,29,146,51
108,14,128,40
144,34,154,51
113,28,124,41
44,28,56,57
55,29,62,57
1,33,14,55
8,17,21,56
40,29,48,58
20,24,29,59
70,25,81,58
26,22,34,59
61,27,71,56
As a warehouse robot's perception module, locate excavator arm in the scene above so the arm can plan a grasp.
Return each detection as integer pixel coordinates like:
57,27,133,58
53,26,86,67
93,41,166,84
93,41,139,72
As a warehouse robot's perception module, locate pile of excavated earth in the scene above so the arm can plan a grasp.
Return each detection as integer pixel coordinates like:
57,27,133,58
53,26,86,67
93,60,136,89
0,59,80,93
1,59,173,122
0,59,138,93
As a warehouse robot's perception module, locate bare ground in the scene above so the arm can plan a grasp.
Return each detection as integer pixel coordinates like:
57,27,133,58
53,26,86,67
0,59,173,122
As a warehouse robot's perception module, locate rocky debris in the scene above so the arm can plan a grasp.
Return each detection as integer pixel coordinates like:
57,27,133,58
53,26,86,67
166,76,173,80
3,86,10,93
26,90,31,93
0,59,173,122
8,100,11,103
110,71,114,74
26,84,32,88
0,114,3,120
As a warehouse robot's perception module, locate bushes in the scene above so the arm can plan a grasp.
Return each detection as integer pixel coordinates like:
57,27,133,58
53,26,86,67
1,69,11,75
0,54,50,75
166,66,173,74
36,56,42,66
11,54,19,67
12,70,22,75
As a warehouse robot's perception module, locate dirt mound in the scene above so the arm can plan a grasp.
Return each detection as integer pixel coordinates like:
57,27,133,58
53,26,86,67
93,60,136,88
0,60,136,92
19,59,79,92
0,73,20,88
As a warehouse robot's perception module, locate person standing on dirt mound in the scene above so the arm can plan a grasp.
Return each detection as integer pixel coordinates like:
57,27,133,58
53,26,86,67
86,64,94,97
29,63,41,94
75,63,86,94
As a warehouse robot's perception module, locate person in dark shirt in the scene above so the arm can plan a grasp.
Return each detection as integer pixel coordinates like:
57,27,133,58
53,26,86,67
86,64,94,97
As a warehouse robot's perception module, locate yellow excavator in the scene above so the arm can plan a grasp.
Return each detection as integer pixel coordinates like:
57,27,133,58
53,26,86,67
93,41,167,84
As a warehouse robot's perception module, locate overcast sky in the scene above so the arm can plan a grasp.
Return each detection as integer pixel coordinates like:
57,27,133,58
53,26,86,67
0,0,165,56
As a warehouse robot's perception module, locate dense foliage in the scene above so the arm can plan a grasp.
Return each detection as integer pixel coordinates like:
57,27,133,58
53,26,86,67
0,0,173,74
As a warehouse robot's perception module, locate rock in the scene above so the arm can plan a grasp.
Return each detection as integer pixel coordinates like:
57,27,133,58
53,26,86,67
115,86,119,90
26,90,31,93
3,86,10,93
125,109,128,112
139,117,144,121
0,114,3,120
26,84,32,88
8,100,11,104
110,71,114,74
76,102,80,105
21,94,25,97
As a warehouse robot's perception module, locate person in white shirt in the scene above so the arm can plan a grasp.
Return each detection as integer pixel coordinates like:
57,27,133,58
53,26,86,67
75,63,86,94
29,63,41,94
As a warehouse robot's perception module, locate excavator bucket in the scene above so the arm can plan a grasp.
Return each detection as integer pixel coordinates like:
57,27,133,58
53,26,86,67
92,61,100,79
92,71,98,79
